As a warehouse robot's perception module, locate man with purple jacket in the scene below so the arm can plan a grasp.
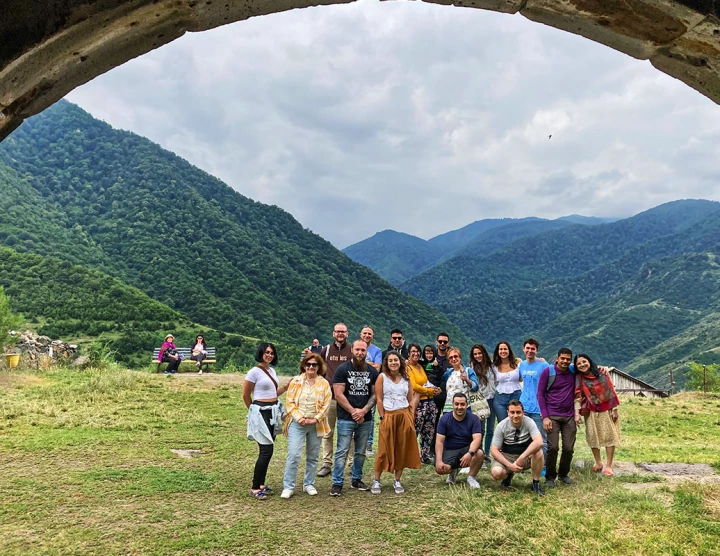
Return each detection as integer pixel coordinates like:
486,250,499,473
537,347,576,488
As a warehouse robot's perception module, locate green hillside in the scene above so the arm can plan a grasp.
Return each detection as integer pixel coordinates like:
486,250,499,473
452,219,571,259
533,252,720,386
0,246,300,370
0,100,467,350
342,230,445,285
399,201,720,387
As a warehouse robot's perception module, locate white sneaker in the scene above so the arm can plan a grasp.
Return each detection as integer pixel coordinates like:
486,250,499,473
370,480,381,495
393,480,404,494
303,485,318,496
446,469,458,485
467,476,481,489
280,488,293,499
198,369,203,375
365,447,374,457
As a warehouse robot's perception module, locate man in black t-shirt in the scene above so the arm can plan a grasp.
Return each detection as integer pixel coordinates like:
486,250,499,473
330,340,378,496
435,393,485,489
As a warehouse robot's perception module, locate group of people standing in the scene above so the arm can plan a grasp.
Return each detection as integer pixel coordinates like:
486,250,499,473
242,325,622,500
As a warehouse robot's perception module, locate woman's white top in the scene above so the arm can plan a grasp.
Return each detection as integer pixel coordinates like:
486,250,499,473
245,366,278,399
494,365,522,394
382,375,409,410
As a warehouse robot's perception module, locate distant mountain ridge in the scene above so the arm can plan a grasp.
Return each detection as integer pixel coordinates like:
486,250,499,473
400,199,720,388
343,215,616,285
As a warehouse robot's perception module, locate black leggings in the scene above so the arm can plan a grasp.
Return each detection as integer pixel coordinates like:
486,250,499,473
162,356,181,373
252,401,276,490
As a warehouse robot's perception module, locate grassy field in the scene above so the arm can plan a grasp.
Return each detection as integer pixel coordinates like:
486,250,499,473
1,367,719,555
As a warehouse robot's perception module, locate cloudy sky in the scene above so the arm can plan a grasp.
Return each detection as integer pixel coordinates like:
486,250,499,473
67,0,720,248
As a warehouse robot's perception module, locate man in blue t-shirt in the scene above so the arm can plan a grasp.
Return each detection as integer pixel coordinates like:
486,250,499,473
435,392,485,489
518,338,549,459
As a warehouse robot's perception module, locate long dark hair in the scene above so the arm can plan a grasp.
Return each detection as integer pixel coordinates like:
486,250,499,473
469,343,492,386
574,353,600,378
493,340,518,369
381,350,409,380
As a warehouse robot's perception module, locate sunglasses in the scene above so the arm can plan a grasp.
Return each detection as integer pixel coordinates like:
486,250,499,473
391,336,403,341
448,355,460,360
305,362,319,368
514,428,520,442
437,340,448,344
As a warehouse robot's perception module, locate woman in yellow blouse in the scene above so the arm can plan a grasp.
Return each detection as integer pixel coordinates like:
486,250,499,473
281,353,332,499
406,343,442,464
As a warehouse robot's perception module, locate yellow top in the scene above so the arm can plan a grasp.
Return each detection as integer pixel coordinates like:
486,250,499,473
407,363,436,401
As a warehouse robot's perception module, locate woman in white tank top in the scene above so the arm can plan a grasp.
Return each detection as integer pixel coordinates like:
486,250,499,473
492,341,522,424
371,351,421,495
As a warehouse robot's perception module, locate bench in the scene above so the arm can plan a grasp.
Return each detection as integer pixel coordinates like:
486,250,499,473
152,348,217,373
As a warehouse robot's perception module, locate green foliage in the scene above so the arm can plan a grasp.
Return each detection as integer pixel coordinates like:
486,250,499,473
0,285,23,350
685,362,720,392
0,100,467,352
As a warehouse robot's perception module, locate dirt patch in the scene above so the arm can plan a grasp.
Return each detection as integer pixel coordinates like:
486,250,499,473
0,373,48,388
170,449,202,459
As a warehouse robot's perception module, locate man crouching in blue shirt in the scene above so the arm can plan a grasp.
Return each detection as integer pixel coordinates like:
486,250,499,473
435,393,485,489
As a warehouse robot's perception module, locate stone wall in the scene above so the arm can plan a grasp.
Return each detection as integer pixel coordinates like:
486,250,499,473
1,0,719,142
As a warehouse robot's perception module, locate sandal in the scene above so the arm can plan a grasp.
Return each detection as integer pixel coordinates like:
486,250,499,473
260,486,273,495
603,468,614,477
249,489,267,500
592,464,603,473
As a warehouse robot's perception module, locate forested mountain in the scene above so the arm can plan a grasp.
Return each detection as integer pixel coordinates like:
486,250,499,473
0,247,298,369
341,230,445,285
0,100,468,353
344,216,617,285
427,217,541,250
400,200,720,386
453,219,572,259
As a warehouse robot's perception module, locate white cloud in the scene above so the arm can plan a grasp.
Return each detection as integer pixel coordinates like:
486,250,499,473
66,0,720,248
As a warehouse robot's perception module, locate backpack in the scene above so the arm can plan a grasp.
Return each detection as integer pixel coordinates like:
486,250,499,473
546,364,576,392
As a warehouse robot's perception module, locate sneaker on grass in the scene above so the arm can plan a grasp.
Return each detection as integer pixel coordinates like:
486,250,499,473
467,476,481,490
371,480,381,495
393,480,405,494
501,472,514,488
280,489,293,499
351,479,370,491
446,469,458,485
532,481,546,497
303,485,318,496
330,484,342,497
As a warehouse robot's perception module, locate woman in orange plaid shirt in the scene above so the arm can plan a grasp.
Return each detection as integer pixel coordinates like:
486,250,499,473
280,353,332,499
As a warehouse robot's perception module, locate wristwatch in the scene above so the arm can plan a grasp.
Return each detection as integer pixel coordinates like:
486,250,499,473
468,450,475,456
379,416,384,421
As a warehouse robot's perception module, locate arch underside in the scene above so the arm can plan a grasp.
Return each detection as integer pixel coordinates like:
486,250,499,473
1,0,719,142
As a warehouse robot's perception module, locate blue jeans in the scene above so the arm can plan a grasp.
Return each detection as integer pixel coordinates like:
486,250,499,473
526,412,548,459
493,390,522,424
483,398,496,457
332,419,372,485
366,407,376,448
283,420,322,490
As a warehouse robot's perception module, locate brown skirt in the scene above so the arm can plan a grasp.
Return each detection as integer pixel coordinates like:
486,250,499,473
374,408,422,473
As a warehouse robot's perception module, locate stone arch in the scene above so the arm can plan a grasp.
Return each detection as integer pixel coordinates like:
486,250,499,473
1,0,719,142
